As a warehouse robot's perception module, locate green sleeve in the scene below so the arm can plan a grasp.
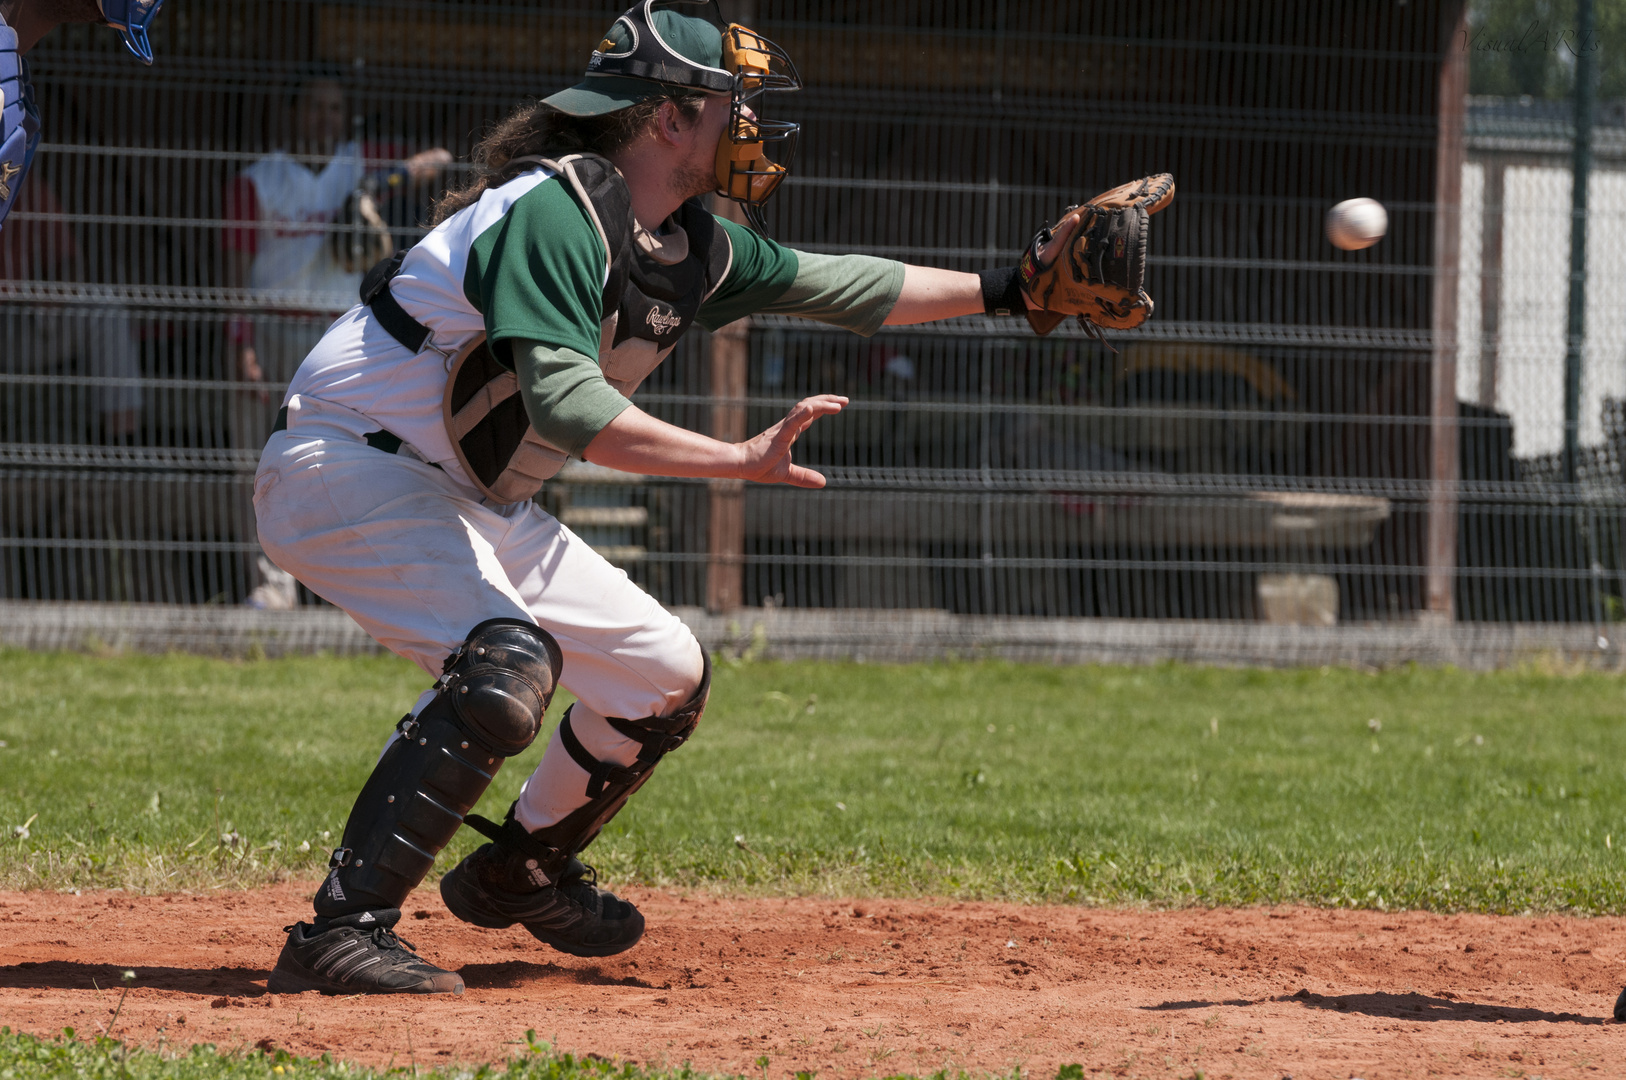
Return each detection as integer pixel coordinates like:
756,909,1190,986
512,339,632,458
695,216,800,330
464,179,606,360
696,218,904,336
759,251,906,337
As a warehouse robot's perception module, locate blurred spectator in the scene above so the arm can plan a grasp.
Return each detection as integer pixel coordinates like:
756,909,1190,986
222,77,449,449
0,171,143,443
222,77,447,608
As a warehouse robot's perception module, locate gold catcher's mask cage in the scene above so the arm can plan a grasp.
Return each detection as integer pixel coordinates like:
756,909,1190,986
714,22,801,233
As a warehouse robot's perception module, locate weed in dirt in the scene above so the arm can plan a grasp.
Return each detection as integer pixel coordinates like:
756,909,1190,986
9,652,1626,912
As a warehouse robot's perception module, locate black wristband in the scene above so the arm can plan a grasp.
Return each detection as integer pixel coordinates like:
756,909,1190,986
978,266,1025,317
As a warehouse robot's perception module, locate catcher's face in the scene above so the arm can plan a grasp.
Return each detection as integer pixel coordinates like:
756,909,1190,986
657,93,732,204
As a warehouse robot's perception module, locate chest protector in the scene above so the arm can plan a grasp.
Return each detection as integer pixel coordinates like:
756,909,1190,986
443,153,733,503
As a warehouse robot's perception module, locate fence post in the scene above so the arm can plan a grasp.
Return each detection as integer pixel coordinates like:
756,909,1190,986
1425,4,1468,621
703,1,757,615
1563,0,1596,485
706,313,748,614
1477,156,1507,410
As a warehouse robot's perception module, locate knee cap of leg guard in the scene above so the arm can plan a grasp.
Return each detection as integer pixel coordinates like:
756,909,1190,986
445,619,564,757
604,652,712,757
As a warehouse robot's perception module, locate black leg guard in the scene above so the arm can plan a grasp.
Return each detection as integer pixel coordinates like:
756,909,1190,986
314,618,563,919
465,655,711,886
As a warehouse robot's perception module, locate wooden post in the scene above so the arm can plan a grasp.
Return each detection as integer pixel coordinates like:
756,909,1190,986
704,0,755,614
706,314,749,613
1425,4,1468,621
704,192,752,611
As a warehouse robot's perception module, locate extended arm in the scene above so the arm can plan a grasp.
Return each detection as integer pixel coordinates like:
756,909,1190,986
747,252,1032,331
892,174,1175,334
884,264,1047,325
511,338,844,488
705,222,1031,336
582,396,846,488
882,265,983,325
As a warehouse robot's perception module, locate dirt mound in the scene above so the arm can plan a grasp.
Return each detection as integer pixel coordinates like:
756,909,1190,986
1,884,1623,1077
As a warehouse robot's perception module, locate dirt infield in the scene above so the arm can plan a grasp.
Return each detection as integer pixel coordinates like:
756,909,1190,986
1,885,1623,1079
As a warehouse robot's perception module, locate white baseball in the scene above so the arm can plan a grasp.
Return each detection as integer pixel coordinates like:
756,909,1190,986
1326,198,1388,251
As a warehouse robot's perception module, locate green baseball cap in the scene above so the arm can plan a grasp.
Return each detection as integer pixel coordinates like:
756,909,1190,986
544,1,733,118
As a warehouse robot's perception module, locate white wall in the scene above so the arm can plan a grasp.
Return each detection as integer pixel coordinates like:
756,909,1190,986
1459,162,1626,457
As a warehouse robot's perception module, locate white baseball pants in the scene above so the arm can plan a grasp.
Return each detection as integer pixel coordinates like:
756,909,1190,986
253,403,704,832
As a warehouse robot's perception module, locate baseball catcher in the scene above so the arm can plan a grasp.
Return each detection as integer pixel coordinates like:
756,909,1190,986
1,1,167,227
256,0,1174,995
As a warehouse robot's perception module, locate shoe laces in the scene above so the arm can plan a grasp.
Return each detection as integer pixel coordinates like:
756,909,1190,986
369,926,419,956
284,921,421,956
559,862,624,917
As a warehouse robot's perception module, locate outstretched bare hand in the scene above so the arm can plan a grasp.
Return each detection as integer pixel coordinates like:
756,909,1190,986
735,395,847,488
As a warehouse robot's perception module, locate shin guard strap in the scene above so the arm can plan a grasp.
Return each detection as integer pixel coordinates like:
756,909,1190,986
557,707,648,799
465,805,568,870
482,657,714,880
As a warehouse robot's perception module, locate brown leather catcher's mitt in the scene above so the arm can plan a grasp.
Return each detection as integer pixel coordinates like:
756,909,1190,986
1017,173,1174,338
329,188,395,274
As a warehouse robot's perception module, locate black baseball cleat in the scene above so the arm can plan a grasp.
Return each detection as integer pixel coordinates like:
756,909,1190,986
267,908,464,995
1615,985,1626,1022
440,846,645,957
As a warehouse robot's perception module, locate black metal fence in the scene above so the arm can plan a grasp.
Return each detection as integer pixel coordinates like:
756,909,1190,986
3,0,1623,628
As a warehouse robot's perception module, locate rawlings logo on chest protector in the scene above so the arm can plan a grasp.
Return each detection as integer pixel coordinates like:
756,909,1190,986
645,306,682,336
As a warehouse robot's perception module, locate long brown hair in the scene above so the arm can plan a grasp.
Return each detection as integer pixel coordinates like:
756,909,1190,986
432,93,707,224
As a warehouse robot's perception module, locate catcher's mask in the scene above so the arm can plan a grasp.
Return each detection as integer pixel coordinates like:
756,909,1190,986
551,0,801,233
98,0,167,65
712,20,800,233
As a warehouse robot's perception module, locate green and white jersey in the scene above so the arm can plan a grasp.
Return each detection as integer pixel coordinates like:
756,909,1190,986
286,164,904,488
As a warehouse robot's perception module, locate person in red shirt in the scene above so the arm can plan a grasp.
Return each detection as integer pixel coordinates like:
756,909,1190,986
222,78,447,608
221,78,448,447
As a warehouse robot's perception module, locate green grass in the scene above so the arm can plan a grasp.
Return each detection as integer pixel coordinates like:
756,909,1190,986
0,1025,866,1080
2,648,1626,912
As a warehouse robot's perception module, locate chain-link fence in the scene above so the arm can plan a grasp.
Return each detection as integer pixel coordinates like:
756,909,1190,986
3,0,1624,645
